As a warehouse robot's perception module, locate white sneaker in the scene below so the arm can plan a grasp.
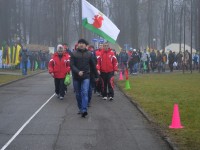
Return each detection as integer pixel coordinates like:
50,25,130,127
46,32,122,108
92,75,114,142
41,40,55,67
109,97,113,101
102,97,107,100
59,97,64,100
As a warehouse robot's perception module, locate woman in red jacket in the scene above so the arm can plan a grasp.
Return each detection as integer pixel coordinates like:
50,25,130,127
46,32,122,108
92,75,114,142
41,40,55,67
48,44,70,100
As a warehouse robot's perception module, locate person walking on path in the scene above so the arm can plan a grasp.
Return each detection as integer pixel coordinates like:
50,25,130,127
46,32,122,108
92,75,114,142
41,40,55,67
118,49,128,75
87,45,97,107
131,49,140,74
48,44,70,100
95,43,104,96
97,42,118,101
70,39,98,118
19,46,29,75
62,43,71,94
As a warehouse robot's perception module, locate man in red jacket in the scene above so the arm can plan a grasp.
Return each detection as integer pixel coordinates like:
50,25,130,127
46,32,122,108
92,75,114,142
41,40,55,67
48,44,70,100
97,42,118,100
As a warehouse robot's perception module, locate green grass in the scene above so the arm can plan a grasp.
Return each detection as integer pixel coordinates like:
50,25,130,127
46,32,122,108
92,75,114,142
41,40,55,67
0,74,23,84
0,69,43,85
117,72,200,150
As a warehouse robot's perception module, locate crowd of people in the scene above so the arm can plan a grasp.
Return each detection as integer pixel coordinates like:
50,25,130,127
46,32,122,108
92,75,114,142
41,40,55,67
19,48,51,75
1,43,51,75
48,39,200,118
2,39,199,119
48,39,118,118
117,48,199,74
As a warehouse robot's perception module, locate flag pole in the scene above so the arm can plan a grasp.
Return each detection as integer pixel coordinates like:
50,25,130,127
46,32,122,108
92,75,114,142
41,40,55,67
80,0,84,38
190,0,193,74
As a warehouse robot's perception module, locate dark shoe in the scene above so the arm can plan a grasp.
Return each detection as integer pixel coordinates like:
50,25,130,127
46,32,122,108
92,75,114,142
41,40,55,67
81,112,88,118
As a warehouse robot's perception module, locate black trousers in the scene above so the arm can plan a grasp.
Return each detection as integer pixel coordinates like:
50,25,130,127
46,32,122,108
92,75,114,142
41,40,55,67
95,77,102,94
54,78,65,97
100,72,114,97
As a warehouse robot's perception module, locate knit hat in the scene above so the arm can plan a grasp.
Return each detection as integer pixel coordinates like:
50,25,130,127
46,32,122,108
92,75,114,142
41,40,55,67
78,39,89,45
57,44,63,50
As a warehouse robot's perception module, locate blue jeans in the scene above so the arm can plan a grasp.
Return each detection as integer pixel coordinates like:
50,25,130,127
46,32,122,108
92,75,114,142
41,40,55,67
40,61,46,70
21,61,27,75
133,63,138,73
88,80,94,104
73,79,90,113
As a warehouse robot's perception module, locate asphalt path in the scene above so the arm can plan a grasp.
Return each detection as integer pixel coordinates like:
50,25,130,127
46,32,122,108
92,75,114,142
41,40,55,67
0,72,171,150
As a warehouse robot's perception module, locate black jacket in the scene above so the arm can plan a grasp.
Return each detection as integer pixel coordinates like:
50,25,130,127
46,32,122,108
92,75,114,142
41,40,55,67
70,49,98,80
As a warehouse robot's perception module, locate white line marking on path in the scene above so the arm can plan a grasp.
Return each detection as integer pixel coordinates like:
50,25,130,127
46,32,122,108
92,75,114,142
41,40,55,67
0,94,55,150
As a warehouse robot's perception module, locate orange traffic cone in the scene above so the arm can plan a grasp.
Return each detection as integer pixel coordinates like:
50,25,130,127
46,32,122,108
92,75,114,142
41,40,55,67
125,68,129,80
119,71,124,80
169,104,184,129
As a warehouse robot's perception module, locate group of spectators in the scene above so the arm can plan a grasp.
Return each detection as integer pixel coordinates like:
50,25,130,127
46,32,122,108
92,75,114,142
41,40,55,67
19,47,52,75
117,48,199,74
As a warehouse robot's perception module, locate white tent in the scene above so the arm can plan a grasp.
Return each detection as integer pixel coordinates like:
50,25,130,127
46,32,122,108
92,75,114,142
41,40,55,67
164,43,197,54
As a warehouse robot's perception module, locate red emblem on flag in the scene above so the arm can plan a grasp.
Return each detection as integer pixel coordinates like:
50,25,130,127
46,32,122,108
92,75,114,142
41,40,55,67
93,14,104,28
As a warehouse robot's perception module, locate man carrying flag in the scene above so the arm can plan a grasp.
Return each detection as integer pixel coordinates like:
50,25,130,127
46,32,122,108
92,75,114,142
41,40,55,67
82,0,120,44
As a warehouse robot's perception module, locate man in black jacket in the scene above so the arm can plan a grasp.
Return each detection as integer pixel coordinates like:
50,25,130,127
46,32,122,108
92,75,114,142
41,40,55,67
70,39,98,118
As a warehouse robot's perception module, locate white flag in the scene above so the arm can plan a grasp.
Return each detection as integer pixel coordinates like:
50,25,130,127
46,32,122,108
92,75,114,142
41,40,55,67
82,0,120,43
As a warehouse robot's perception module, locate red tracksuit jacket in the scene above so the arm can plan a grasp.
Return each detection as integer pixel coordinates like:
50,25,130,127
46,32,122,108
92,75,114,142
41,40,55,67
48,52,70,78
97,49,118,73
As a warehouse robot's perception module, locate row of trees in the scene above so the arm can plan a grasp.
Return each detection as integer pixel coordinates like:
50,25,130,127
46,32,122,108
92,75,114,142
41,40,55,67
0,0,199,51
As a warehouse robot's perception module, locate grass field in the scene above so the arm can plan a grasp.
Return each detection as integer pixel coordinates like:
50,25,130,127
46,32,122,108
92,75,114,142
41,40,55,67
0,74,23,84
0,69,43,85
117,72,200,150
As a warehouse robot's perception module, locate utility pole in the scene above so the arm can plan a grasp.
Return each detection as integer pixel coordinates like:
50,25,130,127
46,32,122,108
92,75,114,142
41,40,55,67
199,0,200,73
190,0,193,73
179,5,183,53
183,0,186,74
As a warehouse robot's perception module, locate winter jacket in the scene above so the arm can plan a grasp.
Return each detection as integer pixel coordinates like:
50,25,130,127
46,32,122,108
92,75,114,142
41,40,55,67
161,52,167,62
141,52,149,62
118,51,128,63
131,52,140,64
97,48,118,73
156,54,162,63
19,49,29,62
95,49,102,59
168,52,175,63
150,51,156,62
48,52,70,79
70,48,98,80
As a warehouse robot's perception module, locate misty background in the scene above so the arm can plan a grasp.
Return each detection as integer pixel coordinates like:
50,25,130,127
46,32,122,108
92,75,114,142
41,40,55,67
0,0,199,50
